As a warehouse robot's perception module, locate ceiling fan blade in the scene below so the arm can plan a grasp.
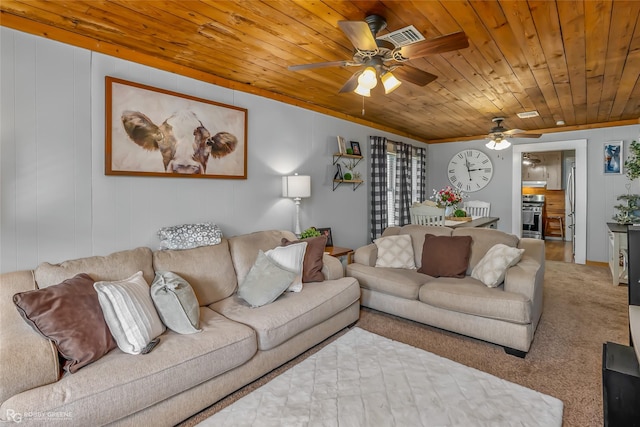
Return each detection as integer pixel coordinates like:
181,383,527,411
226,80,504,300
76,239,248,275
399,31,469,59
509,133,542,138
288,60,350,71
338,20,377,51
392,65,438,86
339,71,362,93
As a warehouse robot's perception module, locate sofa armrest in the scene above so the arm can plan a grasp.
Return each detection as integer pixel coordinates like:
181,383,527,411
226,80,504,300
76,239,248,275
322,254,344,280
353,243,378,267
0,271,60,405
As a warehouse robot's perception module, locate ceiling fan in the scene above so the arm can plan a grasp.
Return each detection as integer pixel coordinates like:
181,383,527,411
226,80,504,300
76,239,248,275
485,117,541,150
288,15,469,96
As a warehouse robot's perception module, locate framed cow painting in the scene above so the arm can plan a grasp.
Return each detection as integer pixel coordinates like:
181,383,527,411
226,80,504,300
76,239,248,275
106,76,247,179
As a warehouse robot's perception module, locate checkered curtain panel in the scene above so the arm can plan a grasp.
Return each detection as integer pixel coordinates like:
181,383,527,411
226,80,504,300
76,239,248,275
414,146,426,202
394,142,412,226
369,136,388,241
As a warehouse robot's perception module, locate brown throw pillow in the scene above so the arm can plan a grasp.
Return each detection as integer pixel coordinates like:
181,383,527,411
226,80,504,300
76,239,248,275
281,235,327,282
13,273,117,374
417,234,472,278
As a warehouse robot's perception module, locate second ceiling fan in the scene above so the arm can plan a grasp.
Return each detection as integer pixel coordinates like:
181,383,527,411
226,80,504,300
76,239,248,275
288,15,469,96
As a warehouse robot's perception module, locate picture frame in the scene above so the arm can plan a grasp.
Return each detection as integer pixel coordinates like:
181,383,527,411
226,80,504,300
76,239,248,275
603,141,623,175
106,76,247,179
317,227,333,247
350,141,361,156
336,136,346,154
334,164,344,180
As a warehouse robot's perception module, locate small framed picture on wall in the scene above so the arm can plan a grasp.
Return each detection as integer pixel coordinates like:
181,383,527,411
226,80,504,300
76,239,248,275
603,141,623,174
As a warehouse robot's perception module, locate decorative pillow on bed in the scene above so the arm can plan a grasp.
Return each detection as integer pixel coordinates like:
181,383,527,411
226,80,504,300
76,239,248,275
151,271,202,334
374,234,416,269
281,235,327,283
157,222,222,250
265,242,307,292
13,273,117,373
237,250,297,307
94,271,165,355
418,234,472,278
471,244,525,287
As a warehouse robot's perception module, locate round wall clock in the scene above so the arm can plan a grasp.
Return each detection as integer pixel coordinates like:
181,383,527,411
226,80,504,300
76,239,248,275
447,149,493,192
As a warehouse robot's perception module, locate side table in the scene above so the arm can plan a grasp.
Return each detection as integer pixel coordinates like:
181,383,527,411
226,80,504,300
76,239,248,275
324,246,354,265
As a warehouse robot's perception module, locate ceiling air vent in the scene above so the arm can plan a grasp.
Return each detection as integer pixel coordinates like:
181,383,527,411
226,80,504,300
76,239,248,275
377,25,425,47
517,110,540,119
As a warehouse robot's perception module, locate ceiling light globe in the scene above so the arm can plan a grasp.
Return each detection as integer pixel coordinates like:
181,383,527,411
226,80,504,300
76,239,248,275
357,67,378,89
381,72,402,94
354,84,371,97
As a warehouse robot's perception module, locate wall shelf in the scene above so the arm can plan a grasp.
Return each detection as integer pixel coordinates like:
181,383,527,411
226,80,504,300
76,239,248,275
333,153,363,167
333,179,363,191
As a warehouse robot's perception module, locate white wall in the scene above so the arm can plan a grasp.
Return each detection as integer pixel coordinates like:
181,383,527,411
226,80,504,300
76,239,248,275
0,28,424,273
428,126,640,263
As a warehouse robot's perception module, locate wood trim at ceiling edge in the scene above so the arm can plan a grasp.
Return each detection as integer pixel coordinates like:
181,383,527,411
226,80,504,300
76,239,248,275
0,12,431,144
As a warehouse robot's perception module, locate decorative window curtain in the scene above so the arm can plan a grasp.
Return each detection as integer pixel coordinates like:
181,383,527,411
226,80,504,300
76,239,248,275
413,146,426,202
369,136,388,241
393,141,413,226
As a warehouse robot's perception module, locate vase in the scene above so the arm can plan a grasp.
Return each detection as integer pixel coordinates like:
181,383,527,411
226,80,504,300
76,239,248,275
445,206,455,217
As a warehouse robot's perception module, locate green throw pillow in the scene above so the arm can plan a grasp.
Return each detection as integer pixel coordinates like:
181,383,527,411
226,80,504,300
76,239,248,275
151,271,202,334
237,250,296,308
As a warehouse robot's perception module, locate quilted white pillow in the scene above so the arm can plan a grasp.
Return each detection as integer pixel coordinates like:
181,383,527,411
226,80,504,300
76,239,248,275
471,244,525,287
374,234,416,269
94,271,166,355
265,242,307,292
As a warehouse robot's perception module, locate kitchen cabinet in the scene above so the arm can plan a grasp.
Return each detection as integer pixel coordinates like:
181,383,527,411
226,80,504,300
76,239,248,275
544,152,562,190
521,152,563,189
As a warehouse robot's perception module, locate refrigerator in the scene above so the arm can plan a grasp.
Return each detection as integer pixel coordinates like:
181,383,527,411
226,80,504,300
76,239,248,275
566,161,576,256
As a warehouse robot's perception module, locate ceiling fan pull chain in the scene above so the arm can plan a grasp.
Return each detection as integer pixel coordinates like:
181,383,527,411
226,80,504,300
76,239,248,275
362,96,365,115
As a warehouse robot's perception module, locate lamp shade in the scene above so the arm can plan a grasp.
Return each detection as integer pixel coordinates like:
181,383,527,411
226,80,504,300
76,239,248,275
381,72,402,94
282,174,311,198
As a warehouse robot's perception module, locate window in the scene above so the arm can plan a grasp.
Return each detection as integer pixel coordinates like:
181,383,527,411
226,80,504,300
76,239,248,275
386,148,422,226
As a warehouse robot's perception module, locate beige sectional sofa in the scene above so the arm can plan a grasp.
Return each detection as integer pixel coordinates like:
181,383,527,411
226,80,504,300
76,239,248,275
0,230,360,426
346,225,544,356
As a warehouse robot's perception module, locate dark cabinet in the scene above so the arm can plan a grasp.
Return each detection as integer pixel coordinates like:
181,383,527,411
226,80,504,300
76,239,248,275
629,226,640,307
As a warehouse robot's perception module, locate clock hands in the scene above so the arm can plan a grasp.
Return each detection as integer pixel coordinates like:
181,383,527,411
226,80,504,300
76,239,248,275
464,156,472,181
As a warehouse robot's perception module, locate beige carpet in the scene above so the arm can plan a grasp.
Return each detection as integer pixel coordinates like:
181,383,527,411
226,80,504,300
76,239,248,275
179,261,629,427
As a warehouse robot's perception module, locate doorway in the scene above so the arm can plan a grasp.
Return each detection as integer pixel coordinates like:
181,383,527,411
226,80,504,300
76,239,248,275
512,140,587,264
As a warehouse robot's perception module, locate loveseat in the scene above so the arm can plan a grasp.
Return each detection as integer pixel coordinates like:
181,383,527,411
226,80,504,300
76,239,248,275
0,230,360,426
346,225,544,356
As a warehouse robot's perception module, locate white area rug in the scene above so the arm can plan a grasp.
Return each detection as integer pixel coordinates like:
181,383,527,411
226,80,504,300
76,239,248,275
198,328,563,426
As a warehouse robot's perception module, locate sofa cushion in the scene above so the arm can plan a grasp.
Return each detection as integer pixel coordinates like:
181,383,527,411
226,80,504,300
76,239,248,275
418,234,472,278
281,235,327,283
153,241,237,306
35,247,154,289
13,273,117,373
472,244,525,287
229,230,298,285
347,263,429,300
419,279,532,324
151,271,202,334
394,225,453,268
0,308,257,427
452,228,519,274
210,277,360,351
237,250,296,308
94,271,166,355
374,234,416,269
265,242,307,292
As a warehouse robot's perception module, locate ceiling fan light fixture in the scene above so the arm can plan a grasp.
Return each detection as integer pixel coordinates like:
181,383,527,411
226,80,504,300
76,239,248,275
381,71,402,94
354,84,371,97
357,66,378,89
485,138,511,151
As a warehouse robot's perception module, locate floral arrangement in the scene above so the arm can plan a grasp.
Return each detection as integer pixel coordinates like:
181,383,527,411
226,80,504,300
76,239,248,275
431,186,465,208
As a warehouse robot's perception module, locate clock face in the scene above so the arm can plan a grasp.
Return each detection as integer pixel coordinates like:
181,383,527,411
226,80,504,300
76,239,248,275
448,149,493,192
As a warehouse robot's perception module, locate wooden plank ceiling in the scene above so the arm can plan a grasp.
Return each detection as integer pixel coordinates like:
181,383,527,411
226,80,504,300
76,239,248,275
1,0,639,143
